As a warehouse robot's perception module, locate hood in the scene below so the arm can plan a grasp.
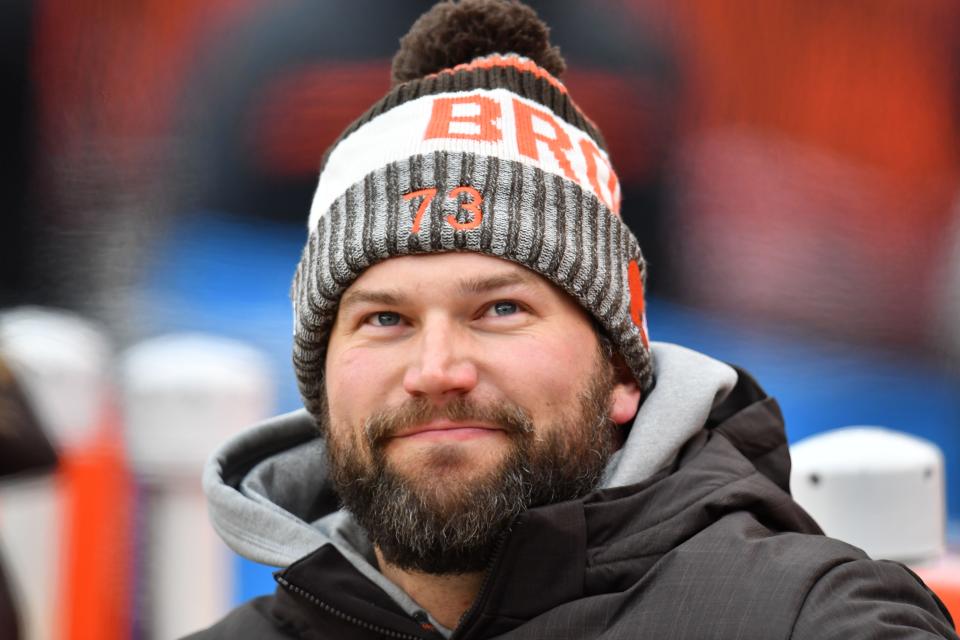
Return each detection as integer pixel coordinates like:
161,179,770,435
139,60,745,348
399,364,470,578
203,342,739,570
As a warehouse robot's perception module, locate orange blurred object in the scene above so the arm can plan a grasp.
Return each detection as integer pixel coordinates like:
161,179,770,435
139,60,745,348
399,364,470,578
57,406,134,640
665,0,960,347
915,554,960,624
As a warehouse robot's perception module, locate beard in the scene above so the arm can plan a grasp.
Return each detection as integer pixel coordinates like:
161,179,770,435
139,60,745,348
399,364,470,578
321,358,618,575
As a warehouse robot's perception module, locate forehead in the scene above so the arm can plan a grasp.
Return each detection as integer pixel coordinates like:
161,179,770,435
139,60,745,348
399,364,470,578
339,252,585,312
350,252,531,289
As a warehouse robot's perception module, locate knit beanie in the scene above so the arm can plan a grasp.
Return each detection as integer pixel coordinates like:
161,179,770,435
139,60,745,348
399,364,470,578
291,0,651,418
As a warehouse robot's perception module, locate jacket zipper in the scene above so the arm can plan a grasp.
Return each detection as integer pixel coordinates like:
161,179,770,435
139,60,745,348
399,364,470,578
276,574,433,640
449,523,516,640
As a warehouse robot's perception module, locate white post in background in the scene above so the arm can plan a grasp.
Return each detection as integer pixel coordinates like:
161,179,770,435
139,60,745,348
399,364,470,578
790,427,960,617
120,333,273,640
0,307,114,640
790,426,946,563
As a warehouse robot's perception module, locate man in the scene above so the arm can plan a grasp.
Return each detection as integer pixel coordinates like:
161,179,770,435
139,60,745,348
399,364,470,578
189,1,958,637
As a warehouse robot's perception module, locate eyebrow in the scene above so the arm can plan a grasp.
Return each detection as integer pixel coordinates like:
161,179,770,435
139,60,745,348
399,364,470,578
456,271,537,296
340,270,538,312
339,289,405,310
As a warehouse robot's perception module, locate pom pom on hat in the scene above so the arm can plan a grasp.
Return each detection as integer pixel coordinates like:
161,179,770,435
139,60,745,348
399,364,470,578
391,0,566,85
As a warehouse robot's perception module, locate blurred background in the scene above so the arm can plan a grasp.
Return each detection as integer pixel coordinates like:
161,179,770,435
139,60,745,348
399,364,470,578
1,0,958,637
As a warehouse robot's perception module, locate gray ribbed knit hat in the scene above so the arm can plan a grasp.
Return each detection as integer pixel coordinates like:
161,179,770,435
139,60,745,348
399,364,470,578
291,0,651,418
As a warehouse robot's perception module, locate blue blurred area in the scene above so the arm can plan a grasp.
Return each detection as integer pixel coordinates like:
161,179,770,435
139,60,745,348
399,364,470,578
142,211,306,414
143,212,960,605
649,300,960,464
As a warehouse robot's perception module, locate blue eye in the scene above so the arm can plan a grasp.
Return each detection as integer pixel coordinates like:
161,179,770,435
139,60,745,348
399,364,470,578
492,301,518,316
372,312,401,326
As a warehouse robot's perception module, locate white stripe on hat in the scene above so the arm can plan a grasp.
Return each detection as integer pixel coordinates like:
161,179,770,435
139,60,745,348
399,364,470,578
308,88,620,229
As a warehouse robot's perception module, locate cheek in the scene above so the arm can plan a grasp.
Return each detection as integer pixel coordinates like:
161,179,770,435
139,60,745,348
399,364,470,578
325,351,364,425
325,347,402,421
489,334,596,409
324,350,384,463
327,349,370,393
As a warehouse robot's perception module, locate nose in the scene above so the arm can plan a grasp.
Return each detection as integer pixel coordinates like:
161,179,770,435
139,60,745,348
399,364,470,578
402,317,478,400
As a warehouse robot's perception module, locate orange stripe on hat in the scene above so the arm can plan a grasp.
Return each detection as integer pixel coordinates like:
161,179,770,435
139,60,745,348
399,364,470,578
434,53,569,95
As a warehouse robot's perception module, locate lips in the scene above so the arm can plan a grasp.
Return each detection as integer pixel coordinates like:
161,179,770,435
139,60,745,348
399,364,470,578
364,397,533,446
392,420,505,441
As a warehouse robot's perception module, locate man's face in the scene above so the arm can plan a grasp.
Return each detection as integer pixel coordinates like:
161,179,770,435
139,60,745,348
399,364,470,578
323,252,640,573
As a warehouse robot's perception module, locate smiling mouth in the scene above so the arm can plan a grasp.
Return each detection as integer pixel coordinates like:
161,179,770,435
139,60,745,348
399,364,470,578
365,399,533,447
392,422,506,442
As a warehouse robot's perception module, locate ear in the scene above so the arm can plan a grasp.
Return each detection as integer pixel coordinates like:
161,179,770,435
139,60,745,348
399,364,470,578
608,355,641,425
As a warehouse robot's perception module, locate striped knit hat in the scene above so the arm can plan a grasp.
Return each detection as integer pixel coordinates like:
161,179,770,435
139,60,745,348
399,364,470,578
292,0,651,418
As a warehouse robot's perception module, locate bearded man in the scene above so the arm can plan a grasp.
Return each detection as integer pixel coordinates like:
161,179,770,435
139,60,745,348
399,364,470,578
188,1,958,638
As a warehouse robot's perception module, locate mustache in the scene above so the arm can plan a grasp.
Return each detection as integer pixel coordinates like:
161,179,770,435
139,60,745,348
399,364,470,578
364,396,534,445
